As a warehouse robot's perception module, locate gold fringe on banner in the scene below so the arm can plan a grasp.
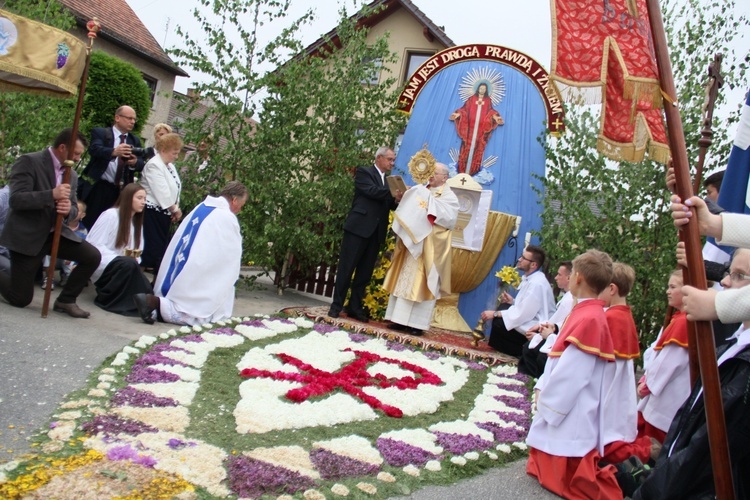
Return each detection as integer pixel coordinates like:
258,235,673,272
0,8,86,97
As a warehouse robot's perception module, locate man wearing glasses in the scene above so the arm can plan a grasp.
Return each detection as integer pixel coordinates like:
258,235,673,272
630,248,750,498
481,245,556,357
80,105,145,229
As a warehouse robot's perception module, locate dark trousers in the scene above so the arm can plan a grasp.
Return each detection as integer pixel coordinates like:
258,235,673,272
518,341,549,378
0,235,100,307
331,230,381,315
487,304,526,357
82,180,120,229
141,208,171,271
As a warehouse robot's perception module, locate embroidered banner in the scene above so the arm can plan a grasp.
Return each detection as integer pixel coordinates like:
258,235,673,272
0,8,86,97
550,0,669,163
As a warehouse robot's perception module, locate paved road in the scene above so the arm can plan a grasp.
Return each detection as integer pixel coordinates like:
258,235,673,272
0,274,555,499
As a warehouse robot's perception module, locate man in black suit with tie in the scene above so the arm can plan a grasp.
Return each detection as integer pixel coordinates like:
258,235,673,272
80,105,145,228
329,147,402,322
0,129,101,318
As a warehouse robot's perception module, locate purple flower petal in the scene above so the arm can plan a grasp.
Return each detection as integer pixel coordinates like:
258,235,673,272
111,386,178,408
376,437,441,467
475,421,527,443
313,323,339,334
309,448,380,480
126,366,181,384
240,320,269,328
210,327,239,336
464,360,487,371
225,456,317,497
107,444,157,468
133,348,189,368
433,431,494,455
176,334,205,343
81,415,158,437
348,333,370,343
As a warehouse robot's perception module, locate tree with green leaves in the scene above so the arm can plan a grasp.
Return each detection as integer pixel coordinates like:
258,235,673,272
170,1,406,289
537,0,748,348
81,51,152,137
0,0,152,181
0,0,77,178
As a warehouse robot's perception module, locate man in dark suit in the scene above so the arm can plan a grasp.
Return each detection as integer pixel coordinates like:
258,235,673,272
0,129,101,318
329,147,402,322
81,105,145,228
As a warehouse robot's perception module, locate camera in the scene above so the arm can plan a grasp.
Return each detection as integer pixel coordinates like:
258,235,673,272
130,147,146,157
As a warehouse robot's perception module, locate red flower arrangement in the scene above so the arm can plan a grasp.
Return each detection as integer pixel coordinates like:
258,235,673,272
239,349,443,418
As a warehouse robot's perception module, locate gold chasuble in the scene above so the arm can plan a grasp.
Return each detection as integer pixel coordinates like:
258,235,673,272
383,184,459,330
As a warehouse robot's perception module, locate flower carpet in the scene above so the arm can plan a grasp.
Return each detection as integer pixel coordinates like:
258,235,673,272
0,314,532,499
292,305,518,366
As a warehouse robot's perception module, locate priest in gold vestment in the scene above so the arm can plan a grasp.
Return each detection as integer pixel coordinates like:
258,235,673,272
383,163,459,334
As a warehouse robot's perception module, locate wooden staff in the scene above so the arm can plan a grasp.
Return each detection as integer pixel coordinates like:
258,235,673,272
41,19,100,317
645,1,734,498
692,55,724,194
685,55,723,384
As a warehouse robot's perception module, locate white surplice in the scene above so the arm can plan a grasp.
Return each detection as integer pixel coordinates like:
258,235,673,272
86,208,143,282
154,195,242,325
384,184,459,330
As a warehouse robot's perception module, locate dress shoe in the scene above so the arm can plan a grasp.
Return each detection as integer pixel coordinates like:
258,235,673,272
388,323,422,335
346,310,369,323
133,293,158,325
53,300,90,318
328,307,341,318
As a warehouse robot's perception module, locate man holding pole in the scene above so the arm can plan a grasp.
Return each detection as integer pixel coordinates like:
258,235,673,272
0,129,101,318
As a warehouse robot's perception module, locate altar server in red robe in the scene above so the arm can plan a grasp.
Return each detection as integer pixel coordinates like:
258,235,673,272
636,270,690,444
600,263,653,464
526,249,620,499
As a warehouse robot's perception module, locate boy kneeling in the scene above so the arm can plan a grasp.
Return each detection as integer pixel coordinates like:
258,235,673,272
526,249,620,498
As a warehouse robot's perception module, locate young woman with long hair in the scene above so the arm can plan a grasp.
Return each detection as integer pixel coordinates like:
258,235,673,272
86,183,153,315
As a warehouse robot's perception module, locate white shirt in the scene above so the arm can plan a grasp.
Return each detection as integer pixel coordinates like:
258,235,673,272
101,126,129,183
86,208,143,282
502,269,556,333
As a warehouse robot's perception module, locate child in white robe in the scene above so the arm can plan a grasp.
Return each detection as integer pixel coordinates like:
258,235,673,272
526,249,621,499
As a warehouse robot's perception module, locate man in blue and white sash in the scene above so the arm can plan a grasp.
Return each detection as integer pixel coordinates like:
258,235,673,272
133,182,247,326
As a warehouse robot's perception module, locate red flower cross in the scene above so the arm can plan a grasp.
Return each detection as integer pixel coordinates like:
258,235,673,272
239,349,443,418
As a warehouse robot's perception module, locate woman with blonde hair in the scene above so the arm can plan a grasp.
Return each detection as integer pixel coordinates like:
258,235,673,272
139,132,183,275
143,123,173,162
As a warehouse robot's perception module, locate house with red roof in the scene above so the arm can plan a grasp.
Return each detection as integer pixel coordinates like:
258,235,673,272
58,0,188,145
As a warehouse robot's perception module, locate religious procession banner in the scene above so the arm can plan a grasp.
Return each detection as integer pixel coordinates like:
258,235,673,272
395,44,563,327
550,0,669,163
0,8,86,97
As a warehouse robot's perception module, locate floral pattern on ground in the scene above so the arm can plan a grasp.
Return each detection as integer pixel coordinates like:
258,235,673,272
0,315,531,499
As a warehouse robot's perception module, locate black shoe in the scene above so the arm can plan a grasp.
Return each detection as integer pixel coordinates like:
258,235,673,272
613,456,651,498
133,293,157,324
328,307,341,318
389,323,422,335
347,310,369,323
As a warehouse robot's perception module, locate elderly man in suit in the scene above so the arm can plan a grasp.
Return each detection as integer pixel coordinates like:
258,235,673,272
81,105,145,228
0,129,101,318
329,147,402,322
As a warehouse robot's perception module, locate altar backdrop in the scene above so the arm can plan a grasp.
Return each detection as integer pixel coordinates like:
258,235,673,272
394,44,563,328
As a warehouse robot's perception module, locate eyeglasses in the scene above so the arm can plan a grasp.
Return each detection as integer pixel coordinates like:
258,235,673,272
117,114,137,122
519,255,537,265
724,271,750,282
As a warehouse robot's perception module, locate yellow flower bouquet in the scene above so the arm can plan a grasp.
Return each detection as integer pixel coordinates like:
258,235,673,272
495,265,521,289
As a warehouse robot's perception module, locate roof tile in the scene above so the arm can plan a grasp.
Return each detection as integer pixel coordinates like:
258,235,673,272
59,0,187,76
